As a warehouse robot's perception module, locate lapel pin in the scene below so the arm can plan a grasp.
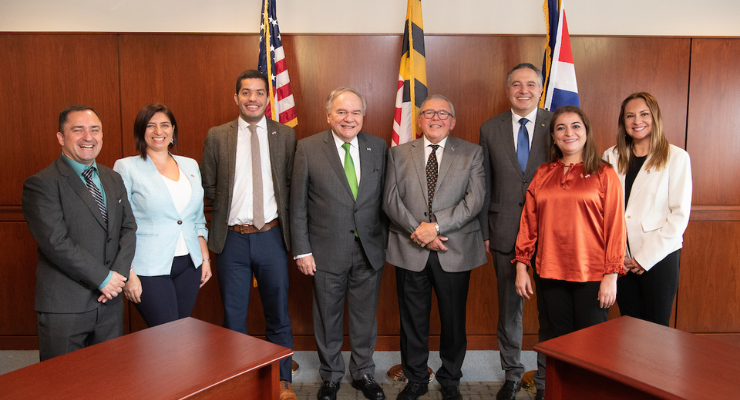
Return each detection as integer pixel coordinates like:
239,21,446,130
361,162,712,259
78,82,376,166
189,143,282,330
118,199,121,203
271,131,277,135
190,174,195,177
367,147,371,151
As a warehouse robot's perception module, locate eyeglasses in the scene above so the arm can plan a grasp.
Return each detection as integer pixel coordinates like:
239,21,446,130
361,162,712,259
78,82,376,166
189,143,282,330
421,110,452,120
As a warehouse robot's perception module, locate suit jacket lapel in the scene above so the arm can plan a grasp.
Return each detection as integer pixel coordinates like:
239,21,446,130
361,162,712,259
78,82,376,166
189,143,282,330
436,137,457,190
58,157,107,229
527,109,549,174
500,112,522,177
226,119,239,205
356,132,372,201
322,130,355,199
411,140,429,206
626,154,653,209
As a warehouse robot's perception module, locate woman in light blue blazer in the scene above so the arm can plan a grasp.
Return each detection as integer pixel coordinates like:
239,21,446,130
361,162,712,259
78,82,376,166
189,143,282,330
603,92,692,326
114,103,211,327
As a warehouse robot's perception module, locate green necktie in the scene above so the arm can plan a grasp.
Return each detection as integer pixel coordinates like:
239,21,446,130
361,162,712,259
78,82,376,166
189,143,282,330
342,142,358,200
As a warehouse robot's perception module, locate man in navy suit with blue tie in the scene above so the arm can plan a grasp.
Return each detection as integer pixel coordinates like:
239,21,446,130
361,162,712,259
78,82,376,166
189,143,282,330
478,64,552,400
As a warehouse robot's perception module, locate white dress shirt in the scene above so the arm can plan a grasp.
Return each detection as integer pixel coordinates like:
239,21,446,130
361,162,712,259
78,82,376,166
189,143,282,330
511,108,538,152
228,116,279,226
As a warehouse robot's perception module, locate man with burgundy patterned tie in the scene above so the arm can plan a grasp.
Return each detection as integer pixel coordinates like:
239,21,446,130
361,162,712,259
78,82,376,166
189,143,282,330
22,105,137,361
291,87,387,400
200,70,297,400
478,63,553,400
384,95,486,400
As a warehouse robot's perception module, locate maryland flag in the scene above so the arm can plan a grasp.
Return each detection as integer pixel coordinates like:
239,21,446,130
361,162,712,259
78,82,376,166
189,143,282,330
258,0,297,127
540,0,580,111
392,0,428,146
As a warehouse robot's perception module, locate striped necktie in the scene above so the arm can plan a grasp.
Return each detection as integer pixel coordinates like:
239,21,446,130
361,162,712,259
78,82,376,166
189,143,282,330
82,168,107,224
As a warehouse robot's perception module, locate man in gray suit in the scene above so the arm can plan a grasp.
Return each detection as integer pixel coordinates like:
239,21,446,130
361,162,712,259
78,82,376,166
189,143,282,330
478,63,552,400
201,70,297,400
384,95,487,400
291,87,387,400
22,105,136,361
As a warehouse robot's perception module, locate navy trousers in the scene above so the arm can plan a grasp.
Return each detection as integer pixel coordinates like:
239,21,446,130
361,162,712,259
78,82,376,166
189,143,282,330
218,226,293,382
135,255,201,328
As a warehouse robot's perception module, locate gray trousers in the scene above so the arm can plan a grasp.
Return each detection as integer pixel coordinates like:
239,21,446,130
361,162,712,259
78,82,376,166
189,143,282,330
37,300,123,361
312,240,383,383
493,248,549,390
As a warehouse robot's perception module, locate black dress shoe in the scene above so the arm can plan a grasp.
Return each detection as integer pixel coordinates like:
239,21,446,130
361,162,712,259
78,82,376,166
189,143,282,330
535,389,545,400
396,382,428,400
352,373,385,400
495,380,521,400
441,385,463,400
317,381,340,400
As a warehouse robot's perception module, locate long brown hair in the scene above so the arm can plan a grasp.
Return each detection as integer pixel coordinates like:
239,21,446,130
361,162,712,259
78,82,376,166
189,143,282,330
549,105,606,175
613,92,670,174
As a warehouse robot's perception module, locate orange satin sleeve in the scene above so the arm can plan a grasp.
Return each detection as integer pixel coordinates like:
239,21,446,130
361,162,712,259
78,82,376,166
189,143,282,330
514,161,626,282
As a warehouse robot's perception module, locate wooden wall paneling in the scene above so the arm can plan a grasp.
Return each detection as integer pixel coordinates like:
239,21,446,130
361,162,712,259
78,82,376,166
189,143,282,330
0,34,123,205
287,35,401,144
0,34,122,348
0,223,39,337
677,221,740,332
570,37,691,155
687,39,740,206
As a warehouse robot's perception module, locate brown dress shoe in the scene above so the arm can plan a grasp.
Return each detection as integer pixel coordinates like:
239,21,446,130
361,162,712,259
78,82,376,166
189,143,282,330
279,380,297,400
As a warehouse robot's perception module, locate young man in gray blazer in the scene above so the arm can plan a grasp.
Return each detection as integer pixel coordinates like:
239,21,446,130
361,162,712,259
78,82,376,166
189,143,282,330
291,87,387,400
22,105,137,361
478,63,553,400
201,70,297,400
384,95,487,400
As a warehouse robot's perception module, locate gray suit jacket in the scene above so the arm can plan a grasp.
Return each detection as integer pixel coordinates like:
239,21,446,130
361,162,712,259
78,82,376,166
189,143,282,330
290,130,387,272
384,136,487,272
478,109,553,253
22,155,137,313
201,118,296,253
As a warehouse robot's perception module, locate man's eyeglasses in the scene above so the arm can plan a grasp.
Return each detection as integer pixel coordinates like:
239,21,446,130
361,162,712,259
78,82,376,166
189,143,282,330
421,110,452,120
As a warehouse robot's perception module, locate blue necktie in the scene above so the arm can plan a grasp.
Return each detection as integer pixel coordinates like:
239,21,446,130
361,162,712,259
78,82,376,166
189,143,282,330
517,118,529,173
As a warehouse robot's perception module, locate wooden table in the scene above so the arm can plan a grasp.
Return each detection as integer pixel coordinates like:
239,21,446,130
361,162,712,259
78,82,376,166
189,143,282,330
534,316,740,400
0,317,292,399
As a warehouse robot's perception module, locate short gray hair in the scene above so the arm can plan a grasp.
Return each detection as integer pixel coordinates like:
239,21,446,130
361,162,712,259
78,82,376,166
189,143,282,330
420,94,455,118
325,87,367,115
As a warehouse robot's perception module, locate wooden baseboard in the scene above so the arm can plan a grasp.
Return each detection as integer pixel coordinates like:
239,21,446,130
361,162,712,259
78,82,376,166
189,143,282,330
0,336,38,350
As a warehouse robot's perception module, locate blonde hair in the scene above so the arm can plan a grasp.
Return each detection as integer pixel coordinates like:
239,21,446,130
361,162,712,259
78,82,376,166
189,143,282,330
614,92,670,174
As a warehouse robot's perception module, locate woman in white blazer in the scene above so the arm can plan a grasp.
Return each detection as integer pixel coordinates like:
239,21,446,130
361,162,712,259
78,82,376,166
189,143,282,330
114,103,211,327
603,92,692,326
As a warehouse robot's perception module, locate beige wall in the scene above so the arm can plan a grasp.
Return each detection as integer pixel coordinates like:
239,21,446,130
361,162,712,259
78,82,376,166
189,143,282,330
1,0,739,36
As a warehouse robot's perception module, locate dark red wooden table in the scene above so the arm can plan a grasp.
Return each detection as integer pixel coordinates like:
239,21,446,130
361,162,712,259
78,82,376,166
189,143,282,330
535,316,740,400
0,317,292,399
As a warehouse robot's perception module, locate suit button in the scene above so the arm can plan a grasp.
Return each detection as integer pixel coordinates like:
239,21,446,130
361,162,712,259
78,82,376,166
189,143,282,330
107,238,112,243
519,203,523,207
424,212,428,216
177,220,183,225
105,261,110,265
627,215,631,219
350,230,355,235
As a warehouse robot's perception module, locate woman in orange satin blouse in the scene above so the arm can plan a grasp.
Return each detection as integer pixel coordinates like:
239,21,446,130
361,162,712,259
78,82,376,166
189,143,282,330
514,105,626,339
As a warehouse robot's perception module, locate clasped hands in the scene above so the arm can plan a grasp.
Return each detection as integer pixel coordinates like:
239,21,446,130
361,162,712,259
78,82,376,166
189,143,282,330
624,256,645,275
411,222,448,252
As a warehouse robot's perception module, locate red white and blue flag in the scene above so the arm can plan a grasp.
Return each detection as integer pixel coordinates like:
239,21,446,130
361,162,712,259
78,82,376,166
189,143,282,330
540,0,579,111
258,0,297,127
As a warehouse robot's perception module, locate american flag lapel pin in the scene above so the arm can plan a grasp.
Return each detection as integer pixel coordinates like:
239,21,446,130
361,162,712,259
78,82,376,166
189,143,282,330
367,147,371,151
271,131,277,135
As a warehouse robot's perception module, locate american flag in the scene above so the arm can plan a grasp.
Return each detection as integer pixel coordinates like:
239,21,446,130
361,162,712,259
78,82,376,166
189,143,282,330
258,0,297,127
540,0,580,111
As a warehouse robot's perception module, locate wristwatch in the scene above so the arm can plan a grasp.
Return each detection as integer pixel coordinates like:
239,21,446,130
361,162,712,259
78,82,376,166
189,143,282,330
434,222,440,235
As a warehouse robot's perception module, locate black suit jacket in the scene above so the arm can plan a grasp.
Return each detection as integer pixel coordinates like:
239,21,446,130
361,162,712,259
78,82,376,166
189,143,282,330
22,155,137,313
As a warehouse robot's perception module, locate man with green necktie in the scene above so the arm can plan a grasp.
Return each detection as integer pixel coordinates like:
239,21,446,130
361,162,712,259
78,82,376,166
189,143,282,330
290,87,388,400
